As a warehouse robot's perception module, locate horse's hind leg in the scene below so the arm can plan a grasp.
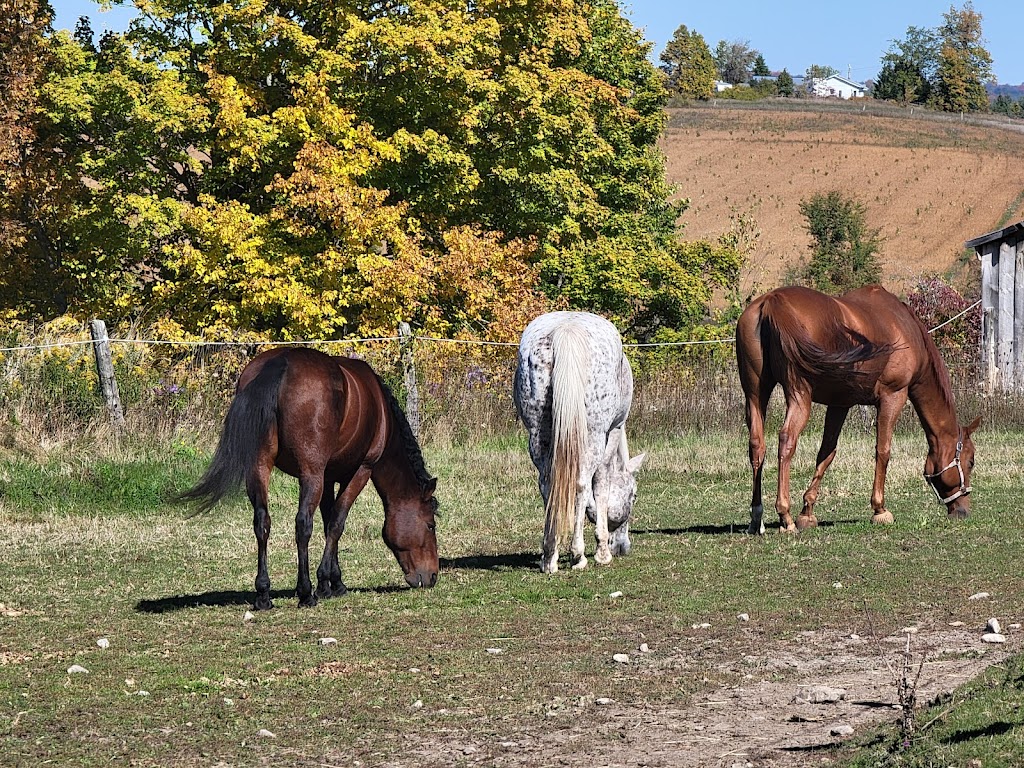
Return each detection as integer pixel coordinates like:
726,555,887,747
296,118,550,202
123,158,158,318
246,461,275,611
295,473,325,608
798,406,849,530
744,381,772,535
776,392,812,534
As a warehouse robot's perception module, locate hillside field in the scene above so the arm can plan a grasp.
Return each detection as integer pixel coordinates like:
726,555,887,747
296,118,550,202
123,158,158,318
661,103,1024,294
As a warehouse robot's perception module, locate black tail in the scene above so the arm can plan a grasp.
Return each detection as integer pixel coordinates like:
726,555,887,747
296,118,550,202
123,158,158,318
177,355,288,513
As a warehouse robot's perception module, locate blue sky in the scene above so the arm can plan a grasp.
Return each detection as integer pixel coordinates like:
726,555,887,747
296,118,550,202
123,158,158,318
50,0,1024,85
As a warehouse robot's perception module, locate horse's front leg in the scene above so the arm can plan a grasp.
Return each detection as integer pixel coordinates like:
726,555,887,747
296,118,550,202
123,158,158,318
798,406,849,530
870,393,907,525
317,468,371,598
776,393,812,534
295,473,325,607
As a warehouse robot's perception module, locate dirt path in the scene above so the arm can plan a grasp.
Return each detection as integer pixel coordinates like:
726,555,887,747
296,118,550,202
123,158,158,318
399,627,1010,767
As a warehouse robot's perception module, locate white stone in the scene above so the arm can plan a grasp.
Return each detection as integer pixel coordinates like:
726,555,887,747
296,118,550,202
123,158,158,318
612,653,630,664
638,643,651,653
832,582,843,589
411,700,423,709
968,592,990,601
486,647,503,655
901,626,919,635
96,638,110,649
982,633,1006,644
691,622,712,630
595,697,614,705
830,724,855,736
318,637,338,646
737,613,749,622
608,591,623,599
67,664,89,675
243,611,255,622
257,729,276,738
987,618,1001,634
793,685,846,704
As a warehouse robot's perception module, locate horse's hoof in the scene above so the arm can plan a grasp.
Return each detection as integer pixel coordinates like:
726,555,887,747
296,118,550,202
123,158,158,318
779,523,798,535
253,596,273,611
332,583,348,597
571,555,589,570
871,510,894,525
796,514,818,531
594,548,612,566
747,522,766,535
298,595,319,608
540,556,559,574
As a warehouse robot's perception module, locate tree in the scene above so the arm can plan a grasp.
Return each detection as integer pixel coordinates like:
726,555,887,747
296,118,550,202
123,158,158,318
795,190,882,294
751,53,770,77
5,0,742,342
930,2,992,113
713,39,759,85
776,68,795,97
874,26,938,104
659,24,716,101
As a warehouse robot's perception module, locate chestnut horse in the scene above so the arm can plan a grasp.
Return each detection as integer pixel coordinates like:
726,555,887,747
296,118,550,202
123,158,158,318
179,348,439,608
736,285,979,534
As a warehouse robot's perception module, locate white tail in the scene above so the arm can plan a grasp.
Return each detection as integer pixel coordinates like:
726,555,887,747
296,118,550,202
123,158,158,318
545,324,590,548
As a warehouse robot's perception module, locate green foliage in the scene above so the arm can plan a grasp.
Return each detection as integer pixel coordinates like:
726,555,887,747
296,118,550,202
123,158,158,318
776,69,795,97
751,53,770,77
0,0,740,343
794,190,883,295
712,39,758,85
874,26,937,104
660,24,716,101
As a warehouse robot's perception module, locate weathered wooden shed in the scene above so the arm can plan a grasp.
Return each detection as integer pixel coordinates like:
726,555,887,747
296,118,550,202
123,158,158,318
966,221,1024,392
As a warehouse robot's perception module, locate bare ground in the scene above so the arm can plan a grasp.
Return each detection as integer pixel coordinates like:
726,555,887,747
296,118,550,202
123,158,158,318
393,625,1011,768
660,105,1024,294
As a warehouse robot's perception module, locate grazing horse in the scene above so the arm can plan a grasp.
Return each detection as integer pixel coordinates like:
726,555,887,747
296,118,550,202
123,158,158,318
514,312,645,573
179,347,439,608
736,285,979,534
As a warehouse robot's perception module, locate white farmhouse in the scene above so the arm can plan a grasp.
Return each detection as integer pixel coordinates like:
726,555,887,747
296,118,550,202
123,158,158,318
810,74,866,99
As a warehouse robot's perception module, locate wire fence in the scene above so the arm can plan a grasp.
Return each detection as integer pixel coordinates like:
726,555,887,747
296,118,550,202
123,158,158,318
0,315,1015,451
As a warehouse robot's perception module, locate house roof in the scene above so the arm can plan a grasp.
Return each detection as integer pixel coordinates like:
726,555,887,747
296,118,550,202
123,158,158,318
965,220,1024,249
820,74,867,90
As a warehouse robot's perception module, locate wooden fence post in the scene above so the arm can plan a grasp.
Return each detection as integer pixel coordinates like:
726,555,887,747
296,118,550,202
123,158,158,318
89,319,126,429
398,322,420,439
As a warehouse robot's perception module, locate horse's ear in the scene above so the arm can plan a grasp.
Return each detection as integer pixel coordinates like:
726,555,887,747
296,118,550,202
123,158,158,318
965,415,982,436
422,477,437,500
627,453,646,474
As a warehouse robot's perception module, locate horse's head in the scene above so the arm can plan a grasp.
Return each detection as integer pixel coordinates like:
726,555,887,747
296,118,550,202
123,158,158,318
925,416,980,519
383,477,440,588
601,451,646,556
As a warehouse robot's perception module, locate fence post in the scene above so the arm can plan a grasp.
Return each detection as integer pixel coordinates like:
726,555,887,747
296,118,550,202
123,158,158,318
398,322,420,438
89,319,126,429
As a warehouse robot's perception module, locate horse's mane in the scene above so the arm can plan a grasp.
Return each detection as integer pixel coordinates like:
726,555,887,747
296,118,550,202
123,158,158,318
914,314,957,412
378,377,436,493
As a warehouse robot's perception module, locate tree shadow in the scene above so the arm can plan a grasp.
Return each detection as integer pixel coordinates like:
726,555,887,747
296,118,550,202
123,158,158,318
440,552,538,572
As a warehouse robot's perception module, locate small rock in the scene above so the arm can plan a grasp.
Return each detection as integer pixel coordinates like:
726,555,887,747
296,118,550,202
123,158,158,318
595,697,615,705
850,634,860,641
67,664,89,675
793,685,846,704
486,647,503,655
832,582,843,589
257,729,276,738
737,613,749,622
224,698,234,706
982,633,1006,644
411,699,423,709
987,618,1001,634
463,746,478,755
318,637,338,646
409,667,421,673
830,724,855,737
901,626,919,635
1011,623,1021,630
691,622,711,630
96,638,110,649
608,591,623,599
612,653,630,664
134,690,150,697
638,643,651,653
243,611,255,622
968,592,990,601
949,621,965,627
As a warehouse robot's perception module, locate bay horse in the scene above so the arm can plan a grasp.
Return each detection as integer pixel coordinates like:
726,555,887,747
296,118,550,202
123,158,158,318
736,285,980,534
179,347,439,608
514,312,645,573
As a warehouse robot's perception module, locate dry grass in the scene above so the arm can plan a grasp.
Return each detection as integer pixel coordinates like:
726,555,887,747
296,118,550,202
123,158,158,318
662,104,1024,294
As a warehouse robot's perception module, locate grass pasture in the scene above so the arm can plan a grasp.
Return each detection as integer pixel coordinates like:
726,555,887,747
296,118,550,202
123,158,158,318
2,425,1024,767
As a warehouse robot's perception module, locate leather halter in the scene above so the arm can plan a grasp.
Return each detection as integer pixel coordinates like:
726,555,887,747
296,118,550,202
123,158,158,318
923,431,971,505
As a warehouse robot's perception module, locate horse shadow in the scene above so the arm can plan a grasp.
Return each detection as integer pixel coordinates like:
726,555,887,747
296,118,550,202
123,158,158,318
633,519,860,537
135,584,407,613
440,552,538,572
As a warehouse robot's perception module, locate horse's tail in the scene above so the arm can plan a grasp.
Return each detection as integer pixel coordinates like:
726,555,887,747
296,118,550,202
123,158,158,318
546,324,590,548
760,293,894,382
177,355,288,513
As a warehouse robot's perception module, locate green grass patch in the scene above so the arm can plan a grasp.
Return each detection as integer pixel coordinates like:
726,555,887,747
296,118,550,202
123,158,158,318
1,428,1022,765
